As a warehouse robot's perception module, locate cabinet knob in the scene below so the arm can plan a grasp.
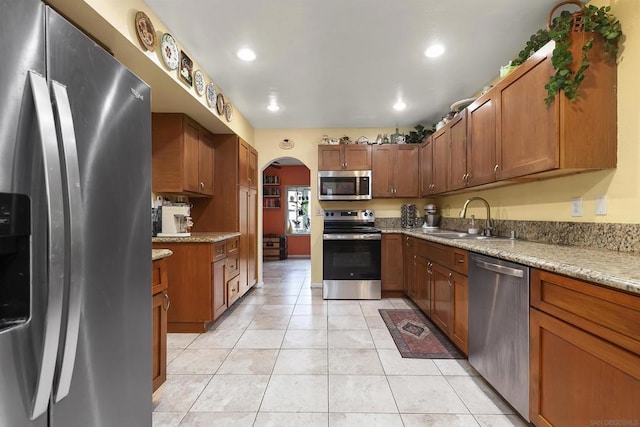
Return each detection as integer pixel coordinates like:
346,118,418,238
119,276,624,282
163,291,170,311
493,164,499,179
200,182,205,189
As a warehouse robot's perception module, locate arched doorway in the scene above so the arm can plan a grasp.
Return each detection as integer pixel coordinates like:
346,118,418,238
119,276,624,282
262,157,311,260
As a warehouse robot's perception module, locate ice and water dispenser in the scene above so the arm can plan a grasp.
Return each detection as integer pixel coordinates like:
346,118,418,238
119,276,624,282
0,193,30,331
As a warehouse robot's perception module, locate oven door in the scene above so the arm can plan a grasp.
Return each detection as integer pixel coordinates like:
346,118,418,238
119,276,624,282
322,234,381,299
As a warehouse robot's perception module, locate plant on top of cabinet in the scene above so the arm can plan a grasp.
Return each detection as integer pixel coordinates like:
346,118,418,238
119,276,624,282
511,2,622,105
406,124,435,144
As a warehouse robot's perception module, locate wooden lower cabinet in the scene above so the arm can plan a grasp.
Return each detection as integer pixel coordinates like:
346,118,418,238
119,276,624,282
530,269,640,425
152,237,239,333
530,309,640,426
151,257,169,392
381,234,404,292
403,238,469,355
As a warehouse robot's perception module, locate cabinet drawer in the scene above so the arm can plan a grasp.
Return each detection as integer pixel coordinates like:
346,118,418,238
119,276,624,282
213,242,226,261
531,269,640,355
226,253,240,278
226,237,239,255
422,241,451,268
227,275,241,306
152,258,168,295
451,249,468,275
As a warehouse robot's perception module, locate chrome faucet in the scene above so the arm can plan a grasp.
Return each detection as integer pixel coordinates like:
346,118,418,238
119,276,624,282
459,197,494,236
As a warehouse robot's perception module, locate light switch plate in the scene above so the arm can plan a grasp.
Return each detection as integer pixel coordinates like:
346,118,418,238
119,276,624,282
595,195,607,215
571,197,583,217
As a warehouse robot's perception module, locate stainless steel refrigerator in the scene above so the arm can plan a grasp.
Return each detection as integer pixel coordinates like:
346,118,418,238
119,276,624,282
0,0,152,425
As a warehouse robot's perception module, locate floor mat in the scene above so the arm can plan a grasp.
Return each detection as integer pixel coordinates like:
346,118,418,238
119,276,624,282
379,309,464,359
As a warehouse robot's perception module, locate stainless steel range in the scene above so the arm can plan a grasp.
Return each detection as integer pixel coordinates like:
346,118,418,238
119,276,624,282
322,209,381,299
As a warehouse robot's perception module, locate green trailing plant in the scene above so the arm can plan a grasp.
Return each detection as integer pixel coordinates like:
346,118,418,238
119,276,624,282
406,124,435,144
511,4,621,105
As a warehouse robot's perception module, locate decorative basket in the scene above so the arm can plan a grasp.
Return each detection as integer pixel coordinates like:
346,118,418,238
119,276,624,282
547,0,585,32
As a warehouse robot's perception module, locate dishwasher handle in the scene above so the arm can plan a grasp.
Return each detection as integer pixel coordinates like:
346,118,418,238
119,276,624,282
474,259,524,278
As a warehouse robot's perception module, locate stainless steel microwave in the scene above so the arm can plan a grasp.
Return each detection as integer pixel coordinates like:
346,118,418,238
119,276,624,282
318,170,372,201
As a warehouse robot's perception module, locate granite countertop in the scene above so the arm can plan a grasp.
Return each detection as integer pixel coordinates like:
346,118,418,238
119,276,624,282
152,249,173,261
152,231,241,243
382,228,640,296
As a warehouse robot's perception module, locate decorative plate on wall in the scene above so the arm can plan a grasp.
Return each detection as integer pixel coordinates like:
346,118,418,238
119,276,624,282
224,102,233,122
160,33,179,70
206,82,217,108
134,11,156,51
179,50,193,86
193,70,205,96
216,93,225,115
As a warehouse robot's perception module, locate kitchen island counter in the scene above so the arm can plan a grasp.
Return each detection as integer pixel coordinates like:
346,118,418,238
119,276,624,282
152,249,173,261
152,231,241,244
382,228,640,296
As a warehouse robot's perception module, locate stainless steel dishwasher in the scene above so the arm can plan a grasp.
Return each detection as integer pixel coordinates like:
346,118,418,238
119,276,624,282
468,253,530,421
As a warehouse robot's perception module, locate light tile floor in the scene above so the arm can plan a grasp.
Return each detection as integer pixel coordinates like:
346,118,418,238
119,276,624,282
153,258,529,427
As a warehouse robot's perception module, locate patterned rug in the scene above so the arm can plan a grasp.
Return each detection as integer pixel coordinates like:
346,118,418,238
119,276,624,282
379,309,464,359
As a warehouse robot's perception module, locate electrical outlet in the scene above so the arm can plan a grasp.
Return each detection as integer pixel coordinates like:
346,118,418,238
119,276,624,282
571,197,583,217
595,195,607,215
316,207,324,216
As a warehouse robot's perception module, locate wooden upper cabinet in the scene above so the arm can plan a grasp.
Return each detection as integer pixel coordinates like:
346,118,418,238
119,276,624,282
466,93,497,187
431,127,449,194
372,144,419,198
419,137,434,196
447,111,467,192
495,39,616,180
248,145,258,189
152,113,214,196
318,145,371,170
238,138,258,189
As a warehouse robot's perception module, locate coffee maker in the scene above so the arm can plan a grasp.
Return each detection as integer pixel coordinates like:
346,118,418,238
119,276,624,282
158,204,192,237
424,204,441,229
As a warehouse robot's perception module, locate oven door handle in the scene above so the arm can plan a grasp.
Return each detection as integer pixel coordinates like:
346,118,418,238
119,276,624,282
322,233,382,240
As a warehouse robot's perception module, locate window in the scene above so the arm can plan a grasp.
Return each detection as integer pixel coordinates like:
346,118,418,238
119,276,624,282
286,186,311,235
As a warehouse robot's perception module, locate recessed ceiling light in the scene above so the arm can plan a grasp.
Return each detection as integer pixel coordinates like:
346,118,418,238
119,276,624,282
267,104,280,112
424,44,445,58
236,48,256,62
393,101,407,111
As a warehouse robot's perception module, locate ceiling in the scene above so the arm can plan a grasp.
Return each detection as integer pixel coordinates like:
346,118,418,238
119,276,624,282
144,0,583,130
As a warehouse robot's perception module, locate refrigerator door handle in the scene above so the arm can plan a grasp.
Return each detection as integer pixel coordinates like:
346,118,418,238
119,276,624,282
50,81,85,403
27,71,66,421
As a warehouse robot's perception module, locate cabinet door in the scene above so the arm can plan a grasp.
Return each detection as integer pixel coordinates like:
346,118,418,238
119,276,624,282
496,54,557,180
530,309,640,426
415,255,431,316
212,259,226,320
239,140,250,187
372,145,394,197
198,129,214,196
343,145,372,170
238,186,249,292
419,138,433,196
182,118,201,193
247,188,258,288
152,291,167,392
447,112,467,191
467,95,497,187
431,128,449,194
402,236,414,295
248,147,258,189
451,271,468,355
381,234,404,291
394,145,419,197
431,263,453,334
318,145,344,170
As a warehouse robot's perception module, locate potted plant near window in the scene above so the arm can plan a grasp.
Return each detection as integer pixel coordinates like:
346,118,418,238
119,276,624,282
511,0,622,105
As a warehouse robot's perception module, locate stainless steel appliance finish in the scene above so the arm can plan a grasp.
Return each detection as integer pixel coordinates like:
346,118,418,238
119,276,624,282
322,210,381,299
317,170,372,201
0,1,152,425
468,254,530,421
